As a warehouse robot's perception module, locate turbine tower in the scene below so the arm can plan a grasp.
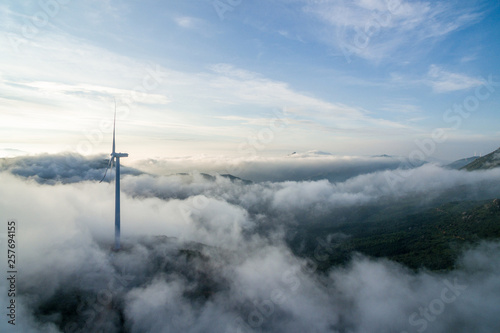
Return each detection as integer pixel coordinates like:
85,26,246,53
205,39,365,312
100,100,128,251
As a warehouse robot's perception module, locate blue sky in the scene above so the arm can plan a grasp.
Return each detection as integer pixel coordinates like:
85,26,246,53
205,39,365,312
1,0,499,162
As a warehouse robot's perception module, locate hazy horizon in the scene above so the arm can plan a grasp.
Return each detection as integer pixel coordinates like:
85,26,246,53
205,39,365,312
1,1,500,161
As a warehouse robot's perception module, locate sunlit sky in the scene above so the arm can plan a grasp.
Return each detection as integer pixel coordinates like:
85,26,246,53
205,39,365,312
1,0,499,162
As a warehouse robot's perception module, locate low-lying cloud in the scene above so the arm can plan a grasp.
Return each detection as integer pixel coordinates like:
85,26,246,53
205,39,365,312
1,154,500,332
0,153,143,184
131,151,409,183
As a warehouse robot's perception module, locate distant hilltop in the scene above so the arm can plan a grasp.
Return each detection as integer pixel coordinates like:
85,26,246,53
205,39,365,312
446,156,480,169
461,147,500,171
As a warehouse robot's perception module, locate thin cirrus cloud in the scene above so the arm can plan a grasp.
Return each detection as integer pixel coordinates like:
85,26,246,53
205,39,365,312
0,21,411,156
387,65,487,94
174,16,205,30
207,64,408,131
302,0,484,62
426,64,485,93
24,81,171,105
1,29,399,123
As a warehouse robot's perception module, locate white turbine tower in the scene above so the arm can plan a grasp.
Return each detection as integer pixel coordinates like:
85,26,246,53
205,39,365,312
100,100,128,251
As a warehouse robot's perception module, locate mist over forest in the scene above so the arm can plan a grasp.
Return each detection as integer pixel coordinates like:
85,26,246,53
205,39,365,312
1,153,500,333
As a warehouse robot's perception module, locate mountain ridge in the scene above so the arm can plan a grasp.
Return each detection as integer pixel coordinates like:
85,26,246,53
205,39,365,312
446,156,480,169
461,147,500,171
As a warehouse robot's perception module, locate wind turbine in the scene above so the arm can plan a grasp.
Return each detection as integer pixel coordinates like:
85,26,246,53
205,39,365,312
100,100,128,251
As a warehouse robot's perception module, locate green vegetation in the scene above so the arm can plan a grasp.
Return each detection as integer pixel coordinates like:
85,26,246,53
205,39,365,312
461,147,500,171
291,199,500,272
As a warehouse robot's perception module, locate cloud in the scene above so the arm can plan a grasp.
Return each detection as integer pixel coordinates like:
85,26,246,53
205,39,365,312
0,18,409,154
303,0,484,62
5,153,500,216
207,64,363,116
426,65,485,93
131,152,408,183
1,167,500,332
0,148,27,158
207,64,408,132
0,153,143,184
2,154,500,332
23,81,170,105
174,16,203,29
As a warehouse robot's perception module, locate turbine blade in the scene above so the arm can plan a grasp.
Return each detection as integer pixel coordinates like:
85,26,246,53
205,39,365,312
99,157,113,183
112,98,116,154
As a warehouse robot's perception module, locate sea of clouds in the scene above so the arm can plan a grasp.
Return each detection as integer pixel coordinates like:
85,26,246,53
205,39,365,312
1,153,500,332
